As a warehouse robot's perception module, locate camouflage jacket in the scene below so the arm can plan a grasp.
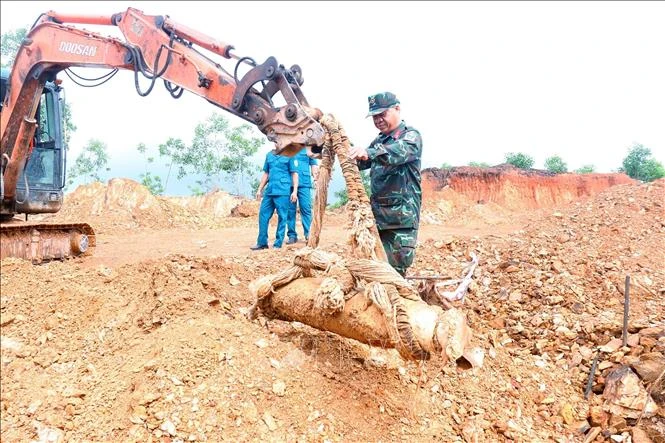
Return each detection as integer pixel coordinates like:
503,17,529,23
357,121,423,230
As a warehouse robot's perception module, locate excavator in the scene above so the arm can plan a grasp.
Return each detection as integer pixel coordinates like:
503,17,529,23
0,7,325,263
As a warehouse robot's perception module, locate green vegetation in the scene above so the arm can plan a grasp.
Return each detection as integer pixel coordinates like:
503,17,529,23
619,143,665,182
330,170,371,209
158,112,263,196
504,152,535,169
544,155,568,174
61,99,77,151
0,28,26,67
136,142,165,195
575,165,596,174
67,139,110,185
250,177,261,196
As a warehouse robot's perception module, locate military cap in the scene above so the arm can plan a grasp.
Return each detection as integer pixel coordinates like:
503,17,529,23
366,91,400,117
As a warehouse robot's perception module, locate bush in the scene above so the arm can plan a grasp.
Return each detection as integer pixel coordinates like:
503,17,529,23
504,152,534,169
468,161,490,168
544,155,568,174
575,165,595,174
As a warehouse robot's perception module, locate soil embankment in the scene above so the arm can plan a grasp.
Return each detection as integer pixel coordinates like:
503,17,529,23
420,165,634,226
423,165,634,209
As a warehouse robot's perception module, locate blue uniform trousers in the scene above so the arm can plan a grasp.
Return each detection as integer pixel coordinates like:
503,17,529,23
287,187,313,241
257,194,290,248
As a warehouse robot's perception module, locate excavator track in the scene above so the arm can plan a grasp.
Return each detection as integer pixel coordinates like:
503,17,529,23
0,221,96,264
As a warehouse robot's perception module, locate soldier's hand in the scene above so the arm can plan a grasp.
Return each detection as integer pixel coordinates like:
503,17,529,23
290,191,297,203
256,189,262,200
349,145,368,161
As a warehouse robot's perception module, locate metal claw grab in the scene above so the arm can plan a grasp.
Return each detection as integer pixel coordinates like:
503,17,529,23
231,57,325,156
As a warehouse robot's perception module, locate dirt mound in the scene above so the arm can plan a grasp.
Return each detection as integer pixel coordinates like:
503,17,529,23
47,179,191,232
412,178,665,441
2,251,434,442
2,179,663,442
231,199,260,218
420,184,514,227
46,178,350,234
46,179,255,233
163,190,241,218
0,253,277,442
421,165,635,227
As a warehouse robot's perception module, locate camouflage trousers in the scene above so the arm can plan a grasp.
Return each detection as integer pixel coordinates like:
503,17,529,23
378,228,418,277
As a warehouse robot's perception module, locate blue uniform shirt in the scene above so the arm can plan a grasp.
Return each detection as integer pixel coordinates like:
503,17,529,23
263,152,297,196
292,149,319,188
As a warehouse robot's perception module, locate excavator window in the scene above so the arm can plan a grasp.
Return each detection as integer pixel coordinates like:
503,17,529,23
36,91,57,144
22,89,60,187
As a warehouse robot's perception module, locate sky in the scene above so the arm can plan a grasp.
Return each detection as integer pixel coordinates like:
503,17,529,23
1,1,664,197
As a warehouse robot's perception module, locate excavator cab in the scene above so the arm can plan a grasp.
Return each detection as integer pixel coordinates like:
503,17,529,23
1,68,66,216
1,69,93,263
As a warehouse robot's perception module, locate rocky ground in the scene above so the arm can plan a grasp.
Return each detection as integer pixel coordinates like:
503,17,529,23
0,172,663,442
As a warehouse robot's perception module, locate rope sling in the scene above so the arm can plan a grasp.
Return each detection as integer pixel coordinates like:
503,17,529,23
249,114,474,362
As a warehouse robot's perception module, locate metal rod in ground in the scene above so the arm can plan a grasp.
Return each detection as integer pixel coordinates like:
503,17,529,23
622,275,630,347
584,350,601,400
404,276,458,282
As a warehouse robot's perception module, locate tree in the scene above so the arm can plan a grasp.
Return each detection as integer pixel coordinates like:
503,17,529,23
620,143,665,182
158,137,207,195
2,27,77,150
504,152,534,169
575,165,596,174
139,173,165,195
641,160,665,182
159,112,264,196
136,142,165,195
468,161,490,168
68,139,110,185
331,170,371,209
61,99,77,151
544,155,568,174
440,162,453,170
250,176,262,196
158,137,182,193
0,28,26,67
219,124,263,195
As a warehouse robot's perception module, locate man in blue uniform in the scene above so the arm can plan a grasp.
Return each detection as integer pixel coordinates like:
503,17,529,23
250,151,298,250
349,92,423,276
286,149,319,244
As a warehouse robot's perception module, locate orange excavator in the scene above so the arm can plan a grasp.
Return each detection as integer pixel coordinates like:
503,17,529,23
0,7,325,263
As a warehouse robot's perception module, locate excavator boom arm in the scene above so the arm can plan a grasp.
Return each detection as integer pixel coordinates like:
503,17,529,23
1,7,323,169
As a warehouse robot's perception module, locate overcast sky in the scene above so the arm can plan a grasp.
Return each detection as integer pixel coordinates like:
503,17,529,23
2,1,664,195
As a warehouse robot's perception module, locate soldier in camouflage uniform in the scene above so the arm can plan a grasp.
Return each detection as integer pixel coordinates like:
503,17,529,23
349,92,423,276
